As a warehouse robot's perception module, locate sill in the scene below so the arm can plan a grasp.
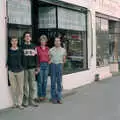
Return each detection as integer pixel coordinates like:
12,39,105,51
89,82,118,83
96,65,109,68
63,68,89,75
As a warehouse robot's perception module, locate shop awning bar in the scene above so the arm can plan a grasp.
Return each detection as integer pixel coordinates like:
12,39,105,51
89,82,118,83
96,12,120,21
38,0,88,13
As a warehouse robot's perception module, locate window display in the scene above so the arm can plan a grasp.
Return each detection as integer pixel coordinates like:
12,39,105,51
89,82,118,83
60,30,87,74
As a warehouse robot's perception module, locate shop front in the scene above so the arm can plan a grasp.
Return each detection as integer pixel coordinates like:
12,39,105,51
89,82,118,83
93,0,120,79
7,0,92,91
1,0,120,110
0,0,95,109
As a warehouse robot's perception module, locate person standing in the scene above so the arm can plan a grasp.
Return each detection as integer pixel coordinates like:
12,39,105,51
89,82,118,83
49,37,66,104
36,35,49,102
7,37,24,109
22,32,38,107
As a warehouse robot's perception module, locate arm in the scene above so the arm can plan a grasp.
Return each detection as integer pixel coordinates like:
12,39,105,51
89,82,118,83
48,49,52,64
6,53,9,68
20,47,25,69
63,55,66,64
63,49,67,64
6,49,10,68
35,47,40,67
35,47,40,73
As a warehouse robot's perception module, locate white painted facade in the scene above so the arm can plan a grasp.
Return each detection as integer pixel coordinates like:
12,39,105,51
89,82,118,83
0,0,120,109
0,0,13,110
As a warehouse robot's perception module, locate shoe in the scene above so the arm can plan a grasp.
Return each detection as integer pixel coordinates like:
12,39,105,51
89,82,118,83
43,97,48,101
30,103,39,107
12,104,17,109
40,97,48,102
22,104,28,108
51,99,57,104
17,105,24,110
57,100,63,104
39,97,44,101
34,98,40,103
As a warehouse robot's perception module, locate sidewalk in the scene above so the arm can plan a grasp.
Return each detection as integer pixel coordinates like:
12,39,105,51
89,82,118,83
1,75,120,120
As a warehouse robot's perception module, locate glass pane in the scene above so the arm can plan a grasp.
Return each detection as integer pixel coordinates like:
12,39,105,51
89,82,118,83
96,17,109,66
7,0,31,25
38,7,56,28
58,7,86,31
101,19,108,32
96,17,101,32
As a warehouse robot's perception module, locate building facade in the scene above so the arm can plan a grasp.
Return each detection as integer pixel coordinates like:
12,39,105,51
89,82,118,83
0,0,120,110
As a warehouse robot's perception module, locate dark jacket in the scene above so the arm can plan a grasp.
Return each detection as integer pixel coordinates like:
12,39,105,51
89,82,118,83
7,48,23,72
22,43,38,69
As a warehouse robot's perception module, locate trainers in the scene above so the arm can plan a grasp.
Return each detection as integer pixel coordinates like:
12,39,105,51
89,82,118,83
40,97,48,102
30,102,39,107
39,97,44,101
57,100,63,104
51,99,58,104
18,105,24,110
22,104,28,108
12,104,17,109
34,98,40,103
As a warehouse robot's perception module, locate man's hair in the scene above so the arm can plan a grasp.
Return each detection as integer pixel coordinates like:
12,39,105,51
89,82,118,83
23,31,31,39
55,37,61,41
11,36,18,41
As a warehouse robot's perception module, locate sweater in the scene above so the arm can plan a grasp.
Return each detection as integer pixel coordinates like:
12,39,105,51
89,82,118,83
7,48,23,72
22,43,38,69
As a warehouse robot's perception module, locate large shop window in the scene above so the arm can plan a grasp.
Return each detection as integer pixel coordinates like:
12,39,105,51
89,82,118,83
38,6,88,74
109,21,120,63
96,17,109,67
7,0,32,46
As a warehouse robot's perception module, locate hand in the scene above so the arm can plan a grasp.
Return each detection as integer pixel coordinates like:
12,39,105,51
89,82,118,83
6,64,8,69
48,61,51,64
35,68,40,75
36,67,40,72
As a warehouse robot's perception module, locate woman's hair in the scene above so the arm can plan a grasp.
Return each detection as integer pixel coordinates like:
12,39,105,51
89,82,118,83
39,35,48,43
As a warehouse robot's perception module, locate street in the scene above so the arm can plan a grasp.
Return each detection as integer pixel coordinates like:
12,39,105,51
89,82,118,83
0,76,120,120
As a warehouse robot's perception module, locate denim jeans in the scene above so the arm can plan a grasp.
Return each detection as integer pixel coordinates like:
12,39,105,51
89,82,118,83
37,62,49,97
50,63,62,101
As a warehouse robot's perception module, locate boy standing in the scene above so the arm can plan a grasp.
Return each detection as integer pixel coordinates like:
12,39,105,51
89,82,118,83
49,37,66,104
22,32,38,107
7,37,24,109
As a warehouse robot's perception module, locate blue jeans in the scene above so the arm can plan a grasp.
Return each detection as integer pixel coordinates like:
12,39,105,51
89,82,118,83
37,62,49,97
50,63,62,101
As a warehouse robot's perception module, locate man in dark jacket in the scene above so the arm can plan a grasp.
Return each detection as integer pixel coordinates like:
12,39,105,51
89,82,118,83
7,37,24,109
22,32,38,107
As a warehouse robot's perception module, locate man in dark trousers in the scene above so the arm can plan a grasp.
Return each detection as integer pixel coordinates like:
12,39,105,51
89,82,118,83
49,37,66,104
